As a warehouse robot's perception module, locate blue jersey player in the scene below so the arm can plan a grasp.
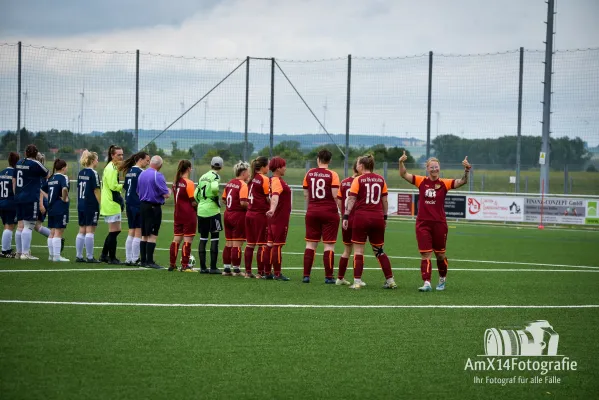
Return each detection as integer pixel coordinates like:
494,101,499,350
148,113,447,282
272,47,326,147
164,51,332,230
120,151,149,265
13,145,50,260
75,150,101,263
46,159,70,262
0,152,20,257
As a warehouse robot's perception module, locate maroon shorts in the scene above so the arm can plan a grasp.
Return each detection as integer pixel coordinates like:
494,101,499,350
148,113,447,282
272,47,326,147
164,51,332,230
224,211,246,241
174,219,197,237
342,217,353,245
351,213,385,246
268,217,290,245
245,212,268,245
416,220,448,253
305,211,340,243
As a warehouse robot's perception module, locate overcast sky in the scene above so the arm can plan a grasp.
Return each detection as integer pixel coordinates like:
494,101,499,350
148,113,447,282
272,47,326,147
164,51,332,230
1,0,598,57
1,0,598,148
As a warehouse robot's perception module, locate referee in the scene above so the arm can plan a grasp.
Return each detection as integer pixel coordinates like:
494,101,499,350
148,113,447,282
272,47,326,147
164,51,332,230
195,156,223,274
137,155,170,269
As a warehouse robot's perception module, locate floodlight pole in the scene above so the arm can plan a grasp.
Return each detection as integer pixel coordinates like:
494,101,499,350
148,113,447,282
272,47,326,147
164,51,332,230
344,54,351,178
269,57,275,158
540,0,555,194
244,56,250,161
17,41,22,154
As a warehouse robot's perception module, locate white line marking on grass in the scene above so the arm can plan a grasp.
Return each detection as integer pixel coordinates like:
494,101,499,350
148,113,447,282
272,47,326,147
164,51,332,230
30,245,599,270
1,300,598,309
0,268,144,273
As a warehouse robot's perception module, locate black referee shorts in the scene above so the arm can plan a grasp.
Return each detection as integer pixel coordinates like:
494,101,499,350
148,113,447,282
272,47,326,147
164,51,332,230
140,201,163,237
198,214,222,238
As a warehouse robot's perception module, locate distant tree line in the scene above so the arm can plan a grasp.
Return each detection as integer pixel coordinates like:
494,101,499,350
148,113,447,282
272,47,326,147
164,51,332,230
432,135,593,171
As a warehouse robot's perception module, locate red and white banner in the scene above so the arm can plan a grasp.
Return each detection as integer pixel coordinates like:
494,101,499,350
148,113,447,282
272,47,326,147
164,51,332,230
466,196,524,222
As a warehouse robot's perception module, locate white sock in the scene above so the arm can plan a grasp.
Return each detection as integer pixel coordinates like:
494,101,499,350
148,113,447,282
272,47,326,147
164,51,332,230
386,277,395,284
439,276,446,283
424,280,431,286
76,233,85,258
21,228,32,253
47,237,54,257
85,233,95,259
53,237,62,259
125,235,134,262
132,237,141,261
2,229,12,251
37,226,51,237
15,230,22,253
354,278,362,283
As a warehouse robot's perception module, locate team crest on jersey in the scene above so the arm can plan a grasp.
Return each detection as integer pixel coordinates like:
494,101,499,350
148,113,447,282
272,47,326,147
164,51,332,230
425,188,436,198
435,184,441,190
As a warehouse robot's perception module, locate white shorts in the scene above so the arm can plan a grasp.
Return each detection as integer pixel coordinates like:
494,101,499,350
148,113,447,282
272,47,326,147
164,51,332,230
104,214,122,223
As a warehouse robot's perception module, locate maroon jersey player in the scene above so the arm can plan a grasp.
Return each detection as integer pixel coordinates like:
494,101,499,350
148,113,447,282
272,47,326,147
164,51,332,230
302,149,341,284
244,156,270,278
221,161,250,276
169,160,197,271
342,155,397,290
399,151,471,292
335,160,359,285
264,157,292,281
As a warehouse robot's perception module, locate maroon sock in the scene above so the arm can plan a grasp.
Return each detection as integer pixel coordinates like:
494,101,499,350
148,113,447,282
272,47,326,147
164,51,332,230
338,256,349,279
377,253,393,279
181,242,191,267
244,247,254,273
223,246,232,266
257,246,264,275
273,245,282,276
437,257,448,278
303,248,315,277
264,246,273,275
421,258,432,281
353,254,364,279
323,250,335,279
169,242,179,267
232,247,242,268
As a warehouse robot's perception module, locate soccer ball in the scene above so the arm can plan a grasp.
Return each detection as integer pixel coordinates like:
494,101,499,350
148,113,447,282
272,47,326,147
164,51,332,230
188,255,197,267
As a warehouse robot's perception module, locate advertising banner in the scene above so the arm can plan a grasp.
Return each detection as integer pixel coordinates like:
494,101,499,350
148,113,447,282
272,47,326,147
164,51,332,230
394,193,413,216
466,196,524,222
524,198,586,225
586,201,599,225
414,194,466,219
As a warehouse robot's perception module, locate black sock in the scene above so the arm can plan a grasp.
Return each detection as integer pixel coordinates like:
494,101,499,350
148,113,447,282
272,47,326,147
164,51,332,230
140,241,147,264
102,234,111,257
109,231,121,259
198,240,207,269
210,238,219,269
147,242,156,264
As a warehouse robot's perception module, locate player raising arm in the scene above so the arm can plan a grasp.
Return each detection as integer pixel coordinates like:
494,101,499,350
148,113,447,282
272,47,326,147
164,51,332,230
302,149,341,284
399,151,471,292
342,155,397,290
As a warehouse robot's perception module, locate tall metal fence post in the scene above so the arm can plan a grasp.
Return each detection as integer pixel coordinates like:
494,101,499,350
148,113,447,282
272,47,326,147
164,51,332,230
244,56,250,161
135,49,140,152
17,41,22,155
426,51,433,160
525,176,529,193
563,164,568,194
269,57,275,158
344,54,352,178
469,169,474,192
516,47,524,192
383,162,388,181
540,0,556,194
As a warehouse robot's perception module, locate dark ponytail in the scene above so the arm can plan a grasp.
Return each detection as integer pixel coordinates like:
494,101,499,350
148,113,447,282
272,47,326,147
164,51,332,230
53,158,67,176
251,156,268,177
8,152,20,168
119,151,149,173
175,160,192,185
106,144,122,167
358,154,375,172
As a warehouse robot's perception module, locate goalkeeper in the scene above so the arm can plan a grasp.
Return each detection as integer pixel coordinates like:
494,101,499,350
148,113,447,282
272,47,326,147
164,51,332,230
195,156,224,274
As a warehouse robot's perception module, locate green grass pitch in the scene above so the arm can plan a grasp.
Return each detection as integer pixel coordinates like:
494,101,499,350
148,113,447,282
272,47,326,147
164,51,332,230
1,210,598,399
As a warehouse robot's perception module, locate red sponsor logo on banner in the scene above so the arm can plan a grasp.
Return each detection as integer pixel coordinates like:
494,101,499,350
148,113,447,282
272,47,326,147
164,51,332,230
468,198,481,214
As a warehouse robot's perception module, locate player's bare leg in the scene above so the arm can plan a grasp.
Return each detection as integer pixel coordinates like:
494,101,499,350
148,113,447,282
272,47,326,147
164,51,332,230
419,251,434,292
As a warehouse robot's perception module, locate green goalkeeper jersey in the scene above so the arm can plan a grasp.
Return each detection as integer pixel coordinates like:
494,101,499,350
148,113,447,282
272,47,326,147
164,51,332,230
195,170,221,217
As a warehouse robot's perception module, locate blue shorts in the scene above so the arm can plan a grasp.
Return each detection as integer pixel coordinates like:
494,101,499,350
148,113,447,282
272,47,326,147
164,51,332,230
16,202,38,222
126,205,141,229
0,209,17,225
48,214,69,229
78,209,99,227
